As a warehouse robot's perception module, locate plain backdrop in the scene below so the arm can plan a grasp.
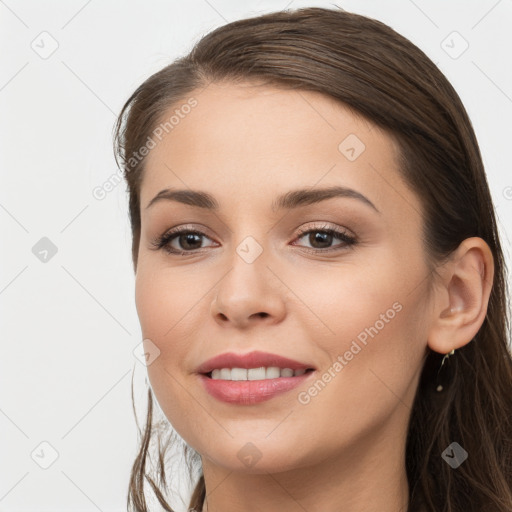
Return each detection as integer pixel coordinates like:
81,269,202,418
1,0,511,511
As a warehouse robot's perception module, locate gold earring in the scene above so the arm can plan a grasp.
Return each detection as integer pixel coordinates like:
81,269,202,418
440,349,455,368
436,349,455,392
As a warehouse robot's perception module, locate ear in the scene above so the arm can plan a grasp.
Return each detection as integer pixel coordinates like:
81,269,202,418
427,237,494,355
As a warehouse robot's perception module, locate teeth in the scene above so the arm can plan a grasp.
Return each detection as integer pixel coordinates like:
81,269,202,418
220,368,231,380
248,367,266,380
266,366,280,379
209,367,310,381
231,368,247,381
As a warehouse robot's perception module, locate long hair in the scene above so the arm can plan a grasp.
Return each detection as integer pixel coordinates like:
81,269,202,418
114,7,512,511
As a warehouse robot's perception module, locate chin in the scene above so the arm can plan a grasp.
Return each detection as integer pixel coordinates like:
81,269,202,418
200,439,310,474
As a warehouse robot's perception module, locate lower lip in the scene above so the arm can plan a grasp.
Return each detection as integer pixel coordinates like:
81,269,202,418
198,371,314,405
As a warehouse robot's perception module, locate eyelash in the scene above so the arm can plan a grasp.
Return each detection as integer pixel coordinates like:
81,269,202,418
150,223,357,256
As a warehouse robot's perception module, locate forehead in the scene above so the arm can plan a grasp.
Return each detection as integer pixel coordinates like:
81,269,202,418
139,82,420,221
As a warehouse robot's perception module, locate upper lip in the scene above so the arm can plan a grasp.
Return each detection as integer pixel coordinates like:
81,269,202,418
195,350,316,374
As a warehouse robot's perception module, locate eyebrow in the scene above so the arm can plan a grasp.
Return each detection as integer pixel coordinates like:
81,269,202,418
145,185,380,214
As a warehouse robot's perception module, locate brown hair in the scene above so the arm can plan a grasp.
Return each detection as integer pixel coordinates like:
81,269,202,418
114,7,512,511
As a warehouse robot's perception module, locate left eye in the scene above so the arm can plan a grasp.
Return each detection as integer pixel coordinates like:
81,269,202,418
292,226,357,252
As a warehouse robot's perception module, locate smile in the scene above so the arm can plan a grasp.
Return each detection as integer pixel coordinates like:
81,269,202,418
207,367,312,380
199,369,316,405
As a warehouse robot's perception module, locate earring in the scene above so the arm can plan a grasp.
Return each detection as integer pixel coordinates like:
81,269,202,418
436,349,455,392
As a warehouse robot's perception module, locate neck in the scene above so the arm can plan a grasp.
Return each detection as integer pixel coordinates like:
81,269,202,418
199,414,410,512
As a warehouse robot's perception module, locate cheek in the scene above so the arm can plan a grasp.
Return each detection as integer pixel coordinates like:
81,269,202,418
134,270,197,429
134,264,213,386
134,274,156,337
301,305,422,449
294,257,404,349
301,258,427,400
135,265,197,341
135,268,188,391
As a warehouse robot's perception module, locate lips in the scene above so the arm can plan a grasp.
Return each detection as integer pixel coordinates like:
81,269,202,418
199,372,314,405
195,350,316,375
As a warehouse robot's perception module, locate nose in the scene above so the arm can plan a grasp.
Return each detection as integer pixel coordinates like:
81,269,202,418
210,251,286,329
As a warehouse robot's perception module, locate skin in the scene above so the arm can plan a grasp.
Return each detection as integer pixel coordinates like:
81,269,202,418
134,82,494,512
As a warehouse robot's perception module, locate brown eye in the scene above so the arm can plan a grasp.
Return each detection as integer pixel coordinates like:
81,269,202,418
176,232,204,251
150,228,216,255
293,224,357,253
304,231,335,249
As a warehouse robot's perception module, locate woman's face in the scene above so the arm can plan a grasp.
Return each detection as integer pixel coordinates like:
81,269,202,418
135,82,433,473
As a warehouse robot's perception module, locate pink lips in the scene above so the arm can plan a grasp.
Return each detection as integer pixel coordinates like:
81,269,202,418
195,350,316,405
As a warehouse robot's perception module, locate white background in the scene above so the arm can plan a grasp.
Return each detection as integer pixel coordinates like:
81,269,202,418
1,0,511,511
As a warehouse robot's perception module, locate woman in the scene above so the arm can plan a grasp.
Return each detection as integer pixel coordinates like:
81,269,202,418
114,7,512,512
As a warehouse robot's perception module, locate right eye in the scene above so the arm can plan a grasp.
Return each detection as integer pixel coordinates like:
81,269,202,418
150,227,217,255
